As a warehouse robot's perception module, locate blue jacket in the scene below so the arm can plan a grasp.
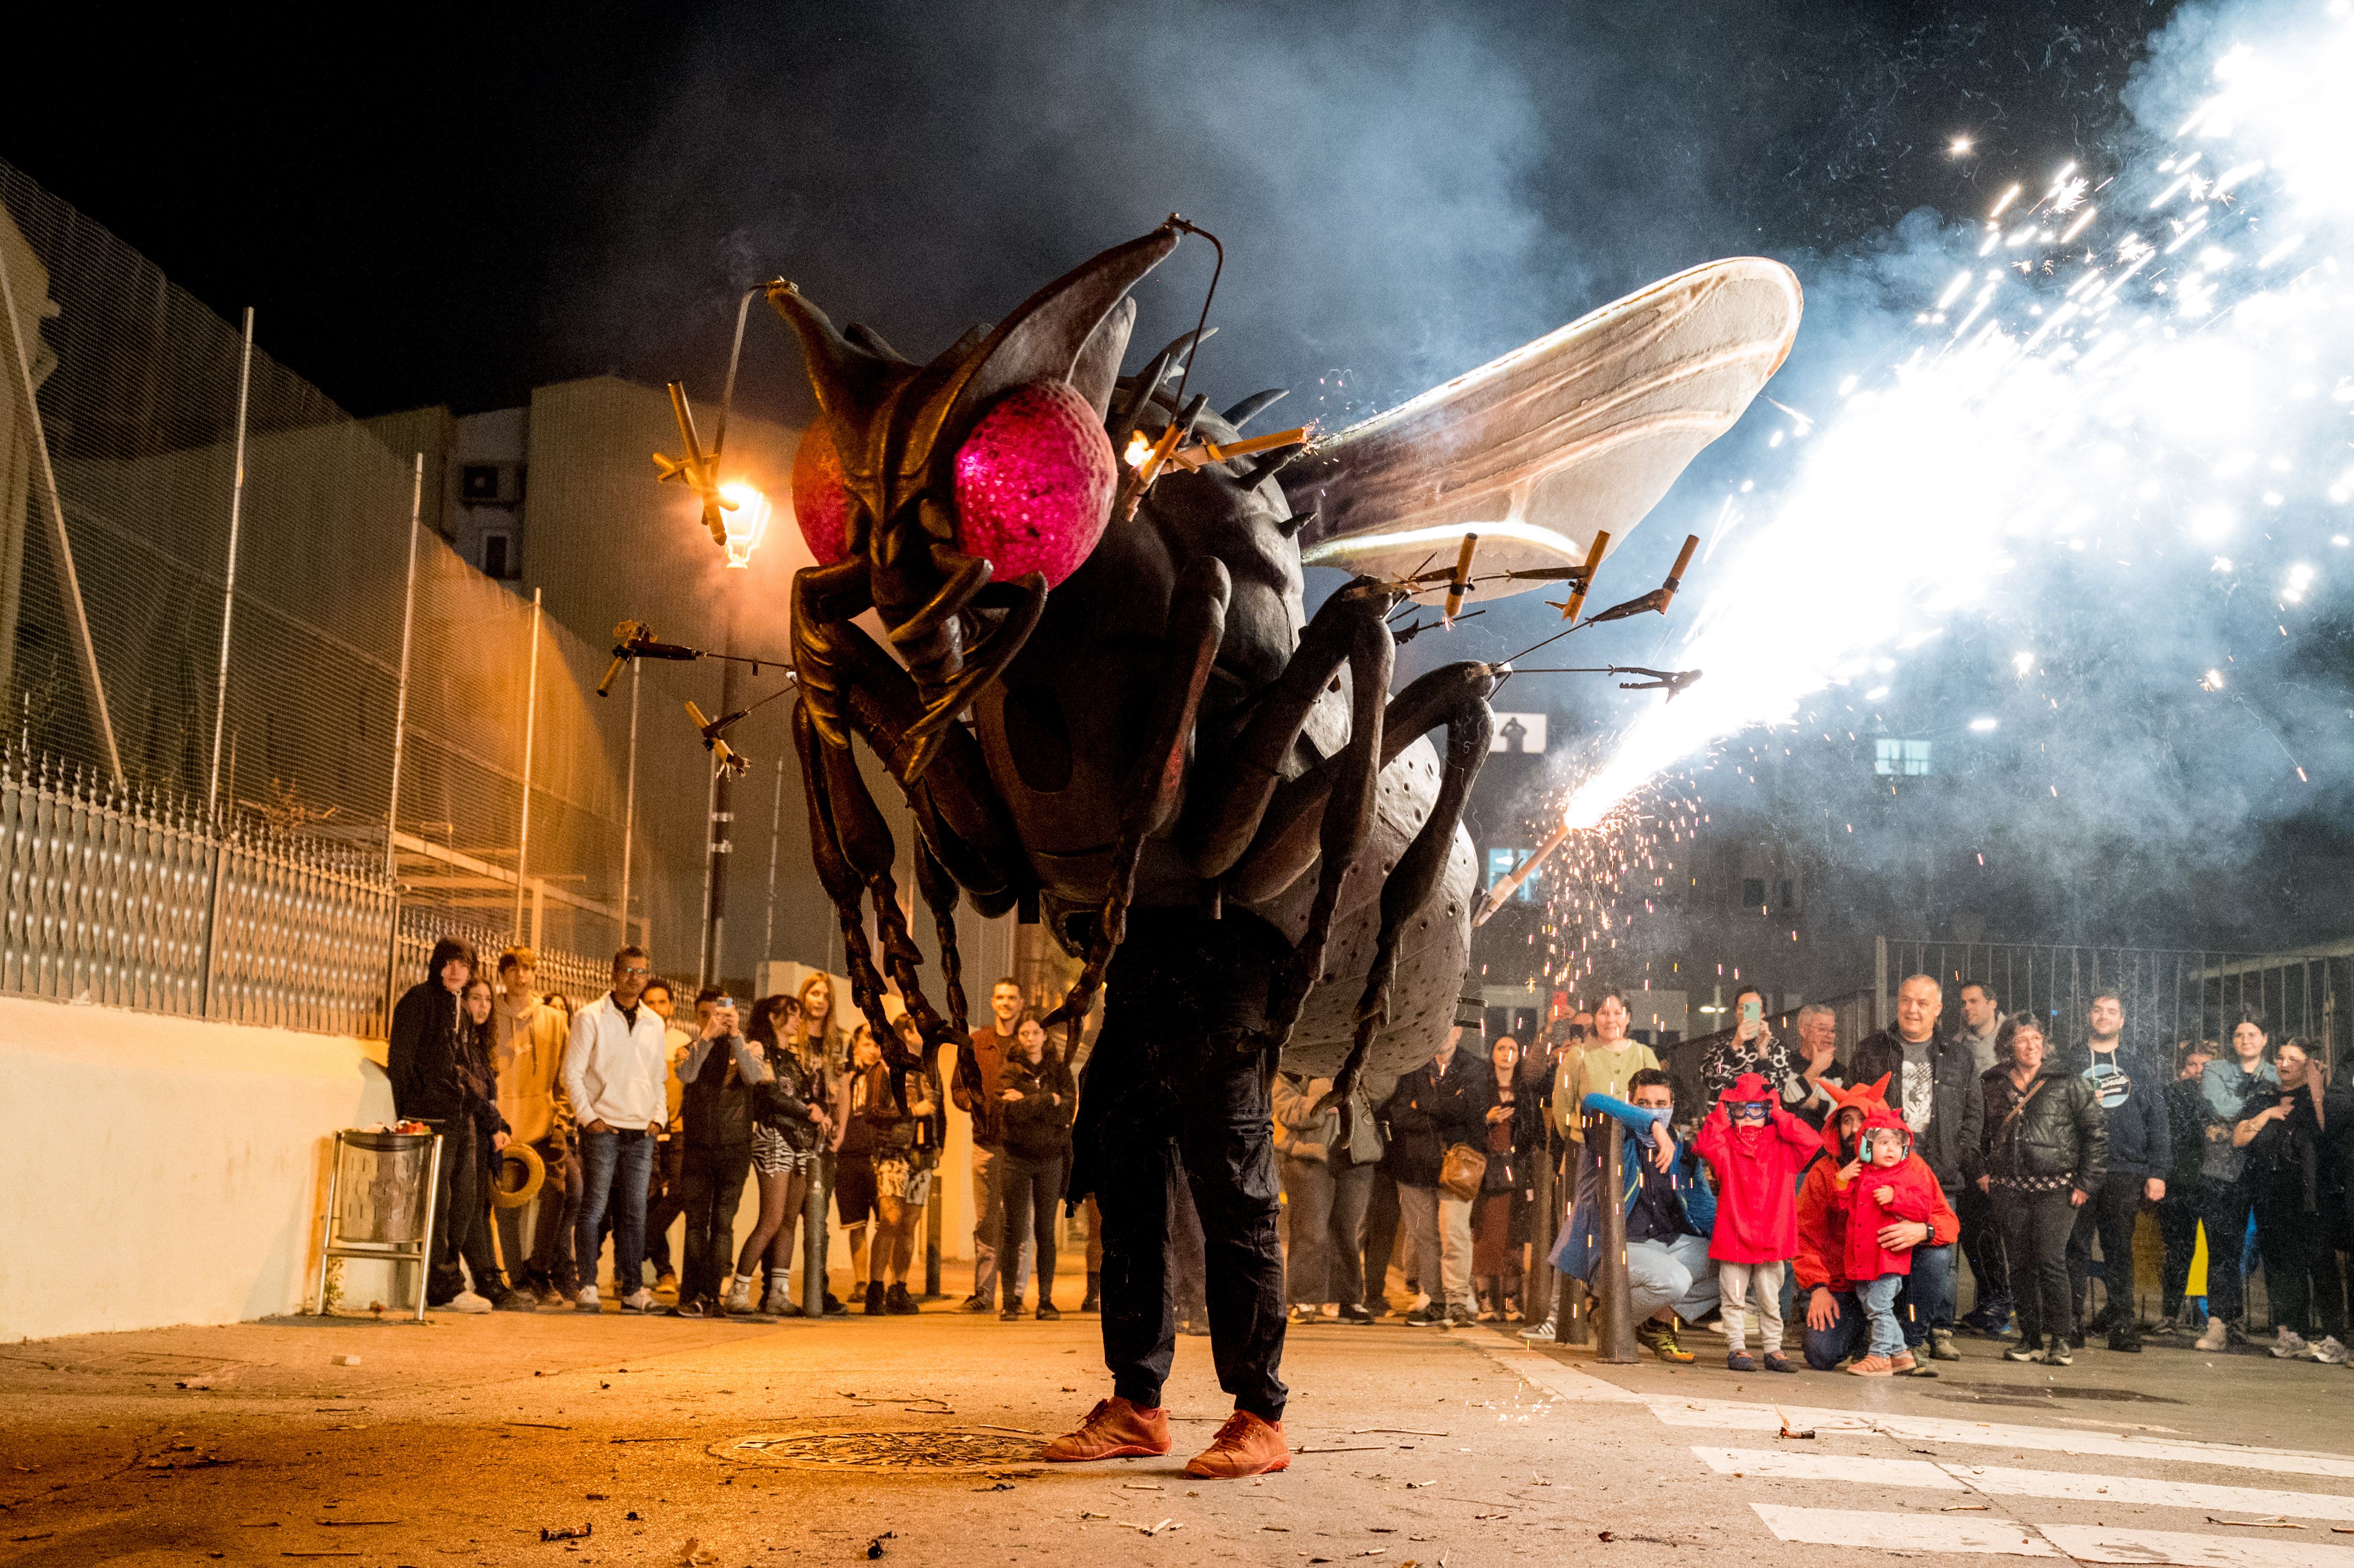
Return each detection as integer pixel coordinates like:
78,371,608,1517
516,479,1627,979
1549,1092,1715,1281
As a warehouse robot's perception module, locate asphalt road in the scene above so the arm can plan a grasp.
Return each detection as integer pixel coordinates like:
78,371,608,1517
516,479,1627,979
6,1304,2354,1566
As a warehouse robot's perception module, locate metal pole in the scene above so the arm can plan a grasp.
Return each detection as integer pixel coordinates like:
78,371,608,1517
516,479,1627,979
513,587,542,937
381,457,424,1021
206,306,255,814
1595,1116,1638,1363
697,760,718,985
702,592,740,986
802,1160,827,1316
0,236,121,785
925,1169,943,1298
618,658,639,945
762,753,786,963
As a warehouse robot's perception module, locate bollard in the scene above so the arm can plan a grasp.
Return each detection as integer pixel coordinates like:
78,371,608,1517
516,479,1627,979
803,1159,828,1317
1594,1115,1639,1363
1526,1141,1557,1327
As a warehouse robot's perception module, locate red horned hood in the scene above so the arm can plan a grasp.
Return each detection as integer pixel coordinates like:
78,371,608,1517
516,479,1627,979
1820,1073,1891,1161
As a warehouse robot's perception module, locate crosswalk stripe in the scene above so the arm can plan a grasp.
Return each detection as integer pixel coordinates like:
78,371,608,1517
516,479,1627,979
1693,1445,1963,1488
2038,1524,2354,1566
1750,1503,2056,1556
1953,1463,2354,1524
1651,1396,2354,1480
1699,1447,2354,1522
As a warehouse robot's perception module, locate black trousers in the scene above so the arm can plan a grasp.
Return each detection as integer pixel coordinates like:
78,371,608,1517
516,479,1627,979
1002,1149,1068,1305
1361,1164,1402,1309
427,1118,505,1302
2202,1179,2257,1325
2255,1197,2347,1338
1956,1183,2008,1310
1995,1186,2077,1346
2067,1175,2144,1325
643,1133,687,1276
1073,911,1290,1422
2158,1183,2204,1316
676,1142,751,1307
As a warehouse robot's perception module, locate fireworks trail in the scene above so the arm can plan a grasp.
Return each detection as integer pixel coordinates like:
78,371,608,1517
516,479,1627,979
1551,0,2354,843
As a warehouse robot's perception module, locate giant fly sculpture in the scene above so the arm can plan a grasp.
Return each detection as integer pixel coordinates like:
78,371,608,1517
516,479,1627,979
645,219,1796,1466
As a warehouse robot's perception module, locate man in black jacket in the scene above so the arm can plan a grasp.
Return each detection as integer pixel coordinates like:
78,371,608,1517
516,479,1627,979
1384,1013,1490,1327
386,936,485,1308
1852,974,1981,1361
2061,993,2169,1350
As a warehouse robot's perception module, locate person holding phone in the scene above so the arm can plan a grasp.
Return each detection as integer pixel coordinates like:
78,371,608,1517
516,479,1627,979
2242,1039,2350,1362
671,989,765,1317
1700,987,1793,1103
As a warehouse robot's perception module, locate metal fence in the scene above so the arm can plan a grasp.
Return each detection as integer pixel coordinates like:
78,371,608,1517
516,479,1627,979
1876,935,2349,1063
0,156,725,1023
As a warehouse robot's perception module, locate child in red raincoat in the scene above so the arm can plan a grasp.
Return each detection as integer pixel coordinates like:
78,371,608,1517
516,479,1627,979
1694,1072,1819,1373
1843,1106,1944,1377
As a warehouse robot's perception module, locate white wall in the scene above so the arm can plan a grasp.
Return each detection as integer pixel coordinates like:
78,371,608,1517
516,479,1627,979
0,994,394,1342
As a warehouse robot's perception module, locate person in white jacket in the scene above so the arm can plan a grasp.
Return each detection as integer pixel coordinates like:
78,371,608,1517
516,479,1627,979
563,946,671,1313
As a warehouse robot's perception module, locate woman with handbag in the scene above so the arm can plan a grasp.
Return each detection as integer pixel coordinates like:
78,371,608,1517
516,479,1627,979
1472,1037,1542,1321
1382,1016,1489,1327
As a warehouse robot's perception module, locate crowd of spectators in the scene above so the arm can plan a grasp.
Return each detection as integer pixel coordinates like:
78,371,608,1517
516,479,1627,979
385,940,2347,1372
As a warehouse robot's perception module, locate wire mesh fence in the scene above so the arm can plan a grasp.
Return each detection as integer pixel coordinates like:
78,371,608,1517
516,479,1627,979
0,155,702,1028
1876,935,2349,1064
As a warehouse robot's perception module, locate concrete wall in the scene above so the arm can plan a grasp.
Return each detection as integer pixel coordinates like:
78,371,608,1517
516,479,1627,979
0,994,394,1342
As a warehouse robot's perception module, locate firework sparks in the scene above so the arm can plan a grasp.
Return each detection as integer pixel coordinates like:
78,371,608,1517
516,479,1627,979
1553,0,2354,837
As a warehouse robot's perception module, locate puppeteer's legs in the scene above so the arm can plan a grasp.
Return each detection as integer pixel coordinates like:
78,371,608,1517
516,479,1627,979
1050,908,1293,1476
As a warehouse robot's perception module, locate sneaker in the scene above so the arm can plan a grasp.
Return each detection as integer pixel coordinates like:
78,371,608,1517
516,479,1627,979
822,1293,847,1316
1849,1354,1894,1377
1928,1328,1961,1362
1727,1351,1757,1372
1001,1302,1025,1321
2067,1328,2087,1352
1183,1410,1290,1479
1636,1322,1695,1364
2002,1343,2039,1363
722,1274,754,1315
670,1298,710,1318
2108,1323,2143,1354
573,1285,601,1313
1959,1304,2000,1333
492,1289,538,1313
1037,1303,1061,1321
1760,1352,1798,1374
2273,1327,2311,1359
653,1272,679,1302
532,1281,568,1309
2041,1338,2073,1366
1337,1304,1374,1325
1520,1317,1558,1344
2310,1335,2349,1365
960,1294,993,1313
1041,1397,1172,1463
2195,1318,2229,1352
618,1288,657,1314
1404,1305,1446,1327
1698,1314,1730,1337
865,1282,885,1316
1287,1304,1318,1326
1446,1304,1479,1328
440,1289,493,1314
885,1283,919,1315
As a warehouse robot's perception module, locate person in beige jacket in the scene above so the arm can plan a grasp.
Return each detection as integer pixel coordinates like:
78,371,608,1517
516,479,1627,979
1274,1071,1386,1325
492,946,577,1304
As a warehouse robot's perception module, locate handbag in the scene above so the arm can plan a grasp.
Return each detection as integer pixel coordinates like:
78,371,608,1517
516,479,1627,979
1481,1148,1519,1194
1439,1142,1488,1201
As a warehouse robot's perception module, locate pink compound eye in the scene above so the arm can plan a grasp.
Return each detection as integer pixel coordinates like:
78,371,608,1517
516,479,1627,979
951,379,1116,587
790,421,856,565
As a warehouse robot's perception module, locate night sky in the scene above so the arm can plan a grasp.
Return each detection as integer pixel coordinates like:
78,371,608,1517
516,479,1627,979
21,0,2352,963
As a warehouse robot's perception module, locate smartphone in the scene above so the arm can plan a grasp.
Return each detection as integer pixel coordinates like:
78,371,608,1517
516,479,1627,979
1740,999,1762,1024
715,995,735,1012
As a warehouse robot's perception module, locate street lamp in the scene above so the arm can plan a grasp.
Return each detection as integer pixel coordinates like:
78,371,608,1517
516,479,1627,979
717,481,769,570
701,482,766,985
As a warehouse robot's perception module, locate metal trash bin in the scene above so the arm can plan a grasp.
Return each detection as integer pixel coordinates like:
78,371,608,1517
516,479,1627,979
314,1129,444,1321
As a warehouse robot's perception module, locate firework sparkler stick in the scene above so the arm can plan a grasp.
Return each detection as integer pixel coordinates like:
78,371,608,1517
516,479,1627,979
1474,820,1574,927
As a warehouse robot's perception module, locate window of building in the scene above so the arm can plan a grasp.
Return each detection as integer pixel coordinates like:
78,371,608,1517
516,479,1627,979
1485,847,1539,903
1874,738,1932,776
1741,877,1766,908
482,532,514,580
461,464,502,501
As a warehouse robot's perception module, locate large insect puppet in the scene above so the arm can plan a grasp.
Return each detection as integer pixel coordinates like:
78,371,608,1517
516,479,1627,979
661,219,1799,1119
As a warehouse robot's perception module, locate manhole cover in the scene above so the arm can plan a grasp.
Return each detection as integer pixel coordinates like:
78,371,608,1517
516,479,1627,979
717,1427,1043,1471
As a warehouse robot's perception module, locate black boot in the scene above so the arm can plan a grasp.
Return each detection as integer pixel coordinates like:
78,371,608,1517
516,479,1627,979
1079,1271,1101,1313
2108,1318,2142,1353
865,1280,885,1315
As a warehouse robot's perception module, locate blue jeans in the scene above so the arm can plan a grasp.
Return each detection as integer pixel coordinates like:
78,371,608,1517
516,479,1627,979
575,1129,656,1297
1802,1245,1954,1366
1857,1273,1906,1357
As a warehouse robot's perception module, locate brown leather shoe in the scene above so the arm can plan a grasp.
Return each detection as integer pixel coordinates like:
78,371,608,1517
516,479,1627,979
1183,1410,1290,1479
1040,1397,1171,1462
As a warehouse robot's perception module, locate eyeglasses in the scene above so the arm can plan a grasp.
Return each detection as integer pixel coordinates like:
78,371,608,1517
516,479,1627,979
617,964,650,976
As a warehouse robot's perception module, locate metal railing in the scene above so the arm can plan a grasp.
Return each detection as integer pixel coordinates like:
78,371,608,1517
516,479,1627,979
1875,935,2349,1061
1,746,610,1037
